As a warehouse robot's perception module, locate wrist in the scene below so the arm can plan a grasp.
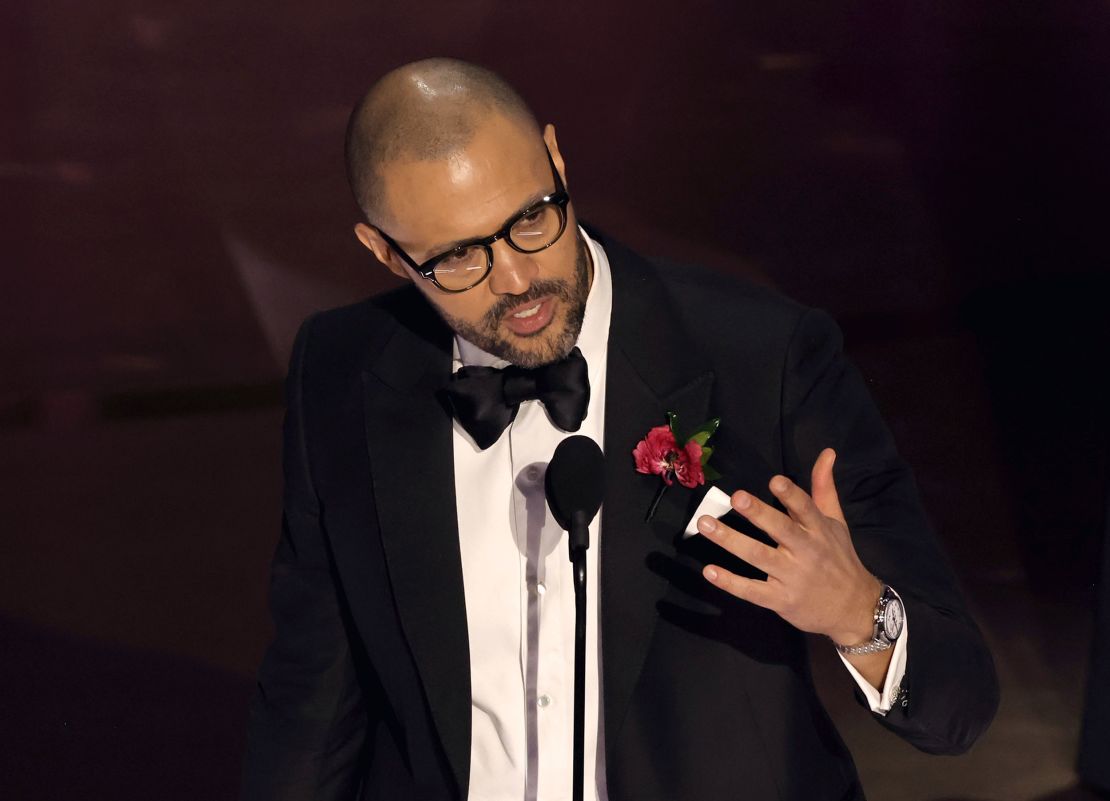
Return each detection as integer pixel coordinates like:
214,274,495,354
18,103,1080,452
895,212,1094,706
829,575,884,647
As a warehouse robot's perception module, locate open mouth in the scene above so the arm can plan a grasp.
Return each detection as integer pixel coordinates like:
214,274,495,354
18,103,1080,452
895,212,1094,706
502,295,556,336
512,302,542,319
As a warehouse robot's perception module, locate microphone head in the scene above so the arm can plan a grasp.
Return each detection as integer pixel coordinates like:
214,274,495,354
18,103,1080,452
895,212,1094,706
545,435,606,531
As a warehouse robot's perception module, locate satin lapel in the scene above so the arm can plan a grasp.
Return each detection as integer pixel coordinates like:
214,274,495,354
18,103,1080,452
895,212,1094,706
361,303,471,796
597,236,716,750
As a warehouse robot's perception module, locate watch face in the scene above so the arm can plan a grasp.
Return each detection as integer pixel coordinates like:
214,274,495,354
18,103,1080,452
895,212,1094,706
884,597,905,640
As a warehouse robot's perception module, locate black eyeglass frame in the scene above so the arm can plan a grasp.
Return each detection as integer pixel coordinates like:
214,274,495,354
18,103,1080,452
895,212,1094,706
372,144,571,293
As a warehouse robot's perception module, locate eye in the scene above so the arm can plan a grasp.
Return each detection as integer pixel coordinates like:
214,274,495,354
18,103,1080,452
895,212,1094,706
432,245,486,277
438,248,472,268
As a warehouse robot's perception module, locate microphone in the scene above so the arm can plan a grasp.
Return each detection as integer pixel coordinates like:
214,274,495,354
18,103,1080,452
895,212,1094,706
545,435,605,553
544,434,604,801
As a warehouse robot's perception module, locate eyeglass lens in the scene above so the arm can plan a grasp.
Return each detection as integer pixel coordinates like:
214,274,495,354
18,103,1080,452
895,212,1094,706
431,202,565,291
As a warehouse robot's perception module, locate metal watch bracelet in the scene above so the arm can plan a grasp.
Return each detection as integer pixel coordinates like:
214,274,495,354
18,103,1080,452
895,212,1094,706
833,584,901,656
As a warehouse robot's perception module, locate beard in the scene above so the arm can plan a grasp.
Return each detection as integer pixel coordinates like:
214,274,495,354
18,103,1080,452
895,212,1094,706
436,230,591,368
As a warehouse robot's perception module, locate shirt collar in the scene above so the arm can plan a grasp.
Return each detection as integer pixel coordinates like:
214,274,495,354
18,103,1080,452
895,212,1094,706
452,226,613,372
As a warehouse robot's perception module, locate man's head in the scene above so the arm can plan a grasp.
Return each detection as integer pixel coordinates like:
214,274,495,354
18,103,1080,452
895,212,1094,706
347,58,592,368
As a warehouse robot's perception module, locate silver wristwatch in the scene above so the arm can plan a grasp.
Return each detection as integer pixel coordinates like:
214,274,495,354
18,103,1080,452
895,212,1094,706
835,584,904,656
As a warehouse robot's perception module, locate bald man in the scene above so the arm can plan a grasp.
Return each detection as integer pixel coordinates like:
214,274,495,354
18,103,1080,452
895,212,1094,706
241,59,998,801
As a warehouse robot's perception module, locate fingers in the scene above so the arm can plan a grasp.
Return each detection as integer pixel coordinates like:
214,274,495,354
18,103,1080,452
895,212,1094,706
810,448,846,524
767,474,827,532
727,479,818,544
726,490,800,546
702,563,778,609
722,461,840,545
697,515,780,576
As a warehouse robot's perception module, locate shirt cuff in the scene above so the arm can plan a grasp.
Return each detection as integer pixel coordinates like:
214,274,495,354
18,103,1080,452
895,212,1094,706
835,609,908,716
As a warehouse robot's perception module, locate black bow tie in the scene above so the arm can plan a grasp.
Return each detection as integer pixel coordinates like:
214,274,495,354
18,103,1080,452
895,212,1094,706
445,346,590,450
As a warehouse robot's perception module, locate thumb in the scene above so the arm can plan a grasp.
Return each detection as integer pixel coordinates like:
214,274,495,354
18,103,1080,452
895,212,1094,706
811,448,846,525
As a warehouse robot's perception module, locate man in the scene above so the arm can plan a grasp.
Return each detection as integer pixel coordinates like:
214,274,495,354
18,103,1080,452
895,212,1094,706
242,58,998,800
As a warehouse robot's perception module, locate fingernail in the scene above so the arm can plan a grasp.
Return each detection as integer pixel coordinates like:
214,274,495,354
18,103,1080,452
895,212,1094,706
771,476,789,492
733,492,751,510
705,566,719,581
697,516,716,534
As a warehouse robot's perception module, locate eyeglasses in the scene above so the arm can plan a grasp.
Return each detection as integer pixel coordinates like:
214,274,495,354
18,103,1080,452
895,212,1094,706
373,144,571,293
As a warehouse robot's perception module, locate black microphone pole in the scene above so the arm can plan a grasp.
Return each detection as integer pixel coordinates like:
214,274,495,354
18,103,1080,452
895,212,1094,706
546,436,605,801
570,508,588,801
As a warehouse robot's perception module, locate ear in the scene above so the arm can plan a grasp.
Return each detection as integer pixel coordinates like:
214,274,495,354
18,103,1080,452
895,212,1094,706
543,123,568,188
354,222,410,281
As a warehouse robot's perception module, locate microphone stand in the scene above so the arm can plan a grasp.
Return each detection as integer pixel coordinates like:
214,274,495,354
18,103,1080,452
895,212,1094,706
568,509,590,801
545,434,604,801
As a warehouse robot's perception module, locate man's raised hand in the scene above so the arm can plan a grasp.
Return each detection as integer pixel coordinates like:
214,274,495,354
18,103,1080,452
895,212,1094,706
696,448,882,647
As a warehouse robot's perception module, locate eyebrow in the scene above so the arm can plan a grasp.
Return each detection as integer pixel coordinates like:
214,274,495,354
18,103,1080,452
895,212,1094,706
422,187,553,258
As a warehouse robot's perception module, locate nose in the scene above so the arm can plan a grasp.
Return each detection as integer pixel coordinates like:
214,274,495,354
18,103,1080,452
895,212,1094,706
486,236,538,295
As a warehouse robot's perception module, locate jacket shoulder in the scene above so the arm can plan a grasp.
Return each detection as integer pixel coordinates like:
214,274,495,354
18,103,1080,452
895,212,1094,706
592,230,811,341
296,283,438,376
649,256,814,359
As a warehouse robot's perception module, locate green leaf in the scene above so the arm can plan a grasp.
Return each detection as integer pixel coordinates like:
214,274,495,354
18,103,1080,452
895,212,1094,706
687,417,720,446
665,410,680,438
699,446,714,465
703,464,723,481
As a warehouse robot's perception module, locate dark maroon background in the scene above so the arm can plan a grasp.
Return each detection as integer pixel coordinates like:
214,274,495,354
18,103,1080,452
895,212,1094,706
3,2,1108,799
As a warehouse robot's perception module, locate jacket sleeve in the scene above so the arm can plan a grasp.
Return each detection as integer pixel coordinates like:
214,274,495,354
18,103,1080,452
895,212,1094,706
241,313,371,800
780,308,1000,754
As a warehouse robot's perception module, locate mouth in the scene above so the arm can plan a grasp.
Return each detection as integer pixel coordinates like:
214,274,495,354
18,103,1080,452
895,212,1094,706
501,295,557,337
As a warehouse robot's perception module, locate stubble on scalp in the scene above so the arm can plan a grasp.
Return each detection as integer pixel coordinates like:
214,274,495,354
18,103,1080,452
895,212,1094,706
345,59,541,226
437,231,591,368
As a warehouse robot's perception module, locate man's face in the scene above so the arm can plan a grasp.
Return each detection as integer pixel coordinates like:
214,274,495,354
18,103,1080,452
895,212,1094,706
359,116,592,368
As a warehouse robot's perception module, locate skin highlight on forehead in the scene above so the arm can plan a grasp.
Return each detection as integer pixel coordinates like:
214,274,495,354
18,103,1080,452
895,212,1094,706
444,153,476,199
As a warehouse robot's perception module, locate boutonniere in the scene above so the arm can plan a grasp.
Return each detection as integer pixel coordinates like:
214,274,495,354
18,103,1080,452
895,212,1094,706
633,411,722,521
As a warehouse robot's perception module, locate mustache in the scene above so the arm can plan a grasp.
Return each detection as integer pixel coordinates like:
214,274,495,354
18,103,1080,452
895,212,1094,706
481,278,572,331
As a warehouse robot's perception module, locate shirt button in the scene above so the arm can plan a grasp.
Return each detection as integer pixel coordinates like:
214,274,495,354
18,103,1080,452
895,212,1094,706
525,465,543,483
537,694,552,708
536,581,546,596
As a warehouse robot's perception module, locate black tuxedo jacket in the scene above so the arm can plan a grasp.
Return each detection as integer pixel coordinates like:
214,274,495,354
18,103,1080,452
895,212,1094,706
241,231,998,801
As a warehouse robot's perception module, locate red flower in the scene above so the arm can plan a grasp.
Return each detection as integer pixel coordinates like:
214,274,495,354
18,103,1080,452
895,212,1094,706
673,440,705,488
633,425,677,480
634,413,719,522
633,425,706,489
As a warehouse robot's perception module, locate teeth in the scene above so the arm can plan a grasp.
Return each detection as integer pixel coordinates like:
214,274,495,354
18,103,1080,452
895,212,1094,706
512,302,542,319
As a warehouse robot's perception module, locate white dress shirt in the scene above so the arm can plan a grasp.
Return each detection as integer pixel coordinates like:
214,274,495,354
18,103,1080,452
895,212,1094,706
451,228,907,801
